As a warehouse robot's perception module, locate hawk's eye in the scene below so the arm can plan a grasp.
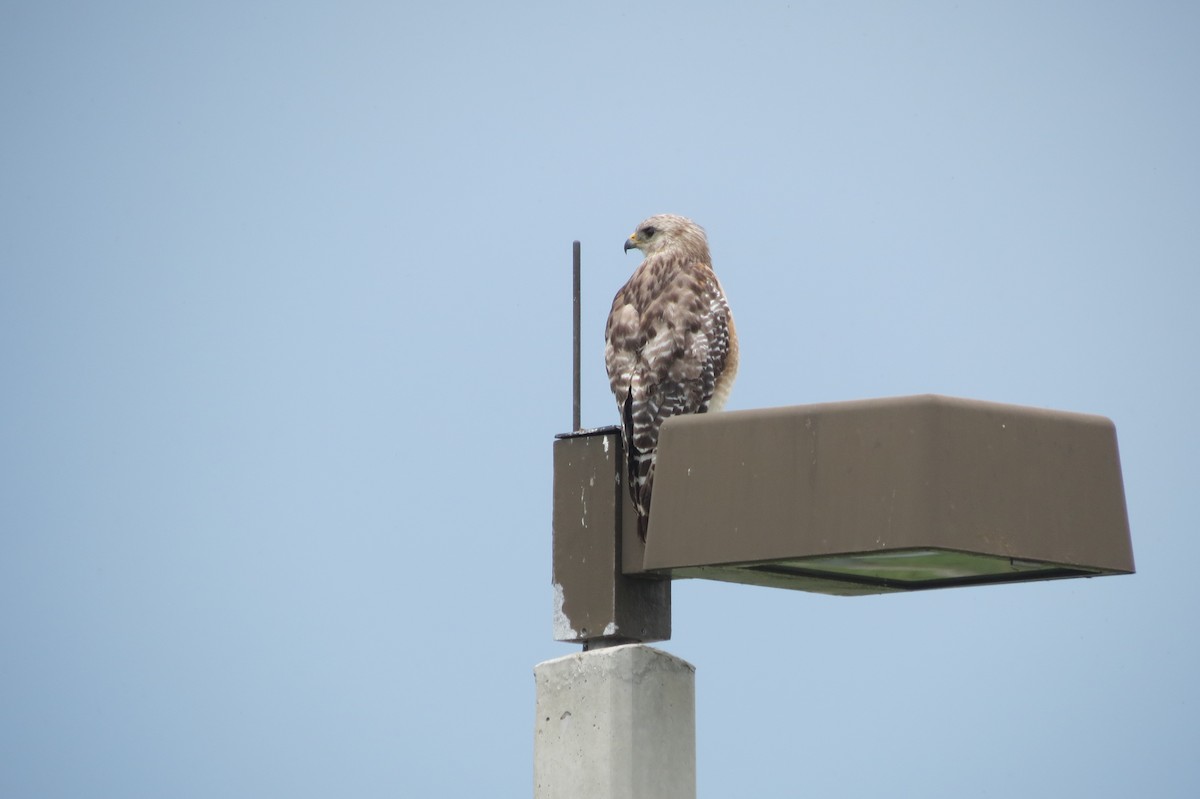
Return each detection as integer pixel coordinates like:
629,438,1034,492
641,226,656,237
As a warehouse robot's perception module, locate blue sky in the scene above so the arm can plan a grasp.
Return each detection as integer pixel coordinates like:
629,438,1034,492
2,2,1197,796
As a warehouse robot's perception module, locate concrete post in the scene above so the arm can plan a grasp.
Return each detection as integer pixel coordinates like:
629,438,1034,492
533,644,696,799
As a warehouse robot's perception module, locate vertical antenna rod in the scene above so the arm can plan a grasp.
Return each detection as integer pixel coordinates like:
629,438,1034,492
572,241,581,432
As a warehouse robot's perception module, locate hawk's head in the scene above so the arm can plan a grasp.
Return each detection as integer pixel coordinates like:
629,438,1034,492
623,214,710,262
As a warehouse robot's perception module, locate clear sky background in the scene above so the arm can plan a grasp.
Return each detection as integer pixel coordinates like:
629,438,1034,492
2,2,1197,797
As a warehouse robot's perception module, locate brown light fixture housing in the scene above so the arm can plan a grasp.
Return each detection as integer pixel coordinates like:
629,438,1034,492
552,395,1134,647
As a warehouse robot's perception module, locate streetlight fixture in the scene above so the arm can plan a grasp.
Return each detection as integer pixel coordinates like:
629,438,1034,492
552,394,1133,646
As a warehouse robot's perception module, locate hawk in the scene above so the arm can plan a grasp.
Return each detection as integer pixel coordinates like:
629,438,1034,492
605,214,739,540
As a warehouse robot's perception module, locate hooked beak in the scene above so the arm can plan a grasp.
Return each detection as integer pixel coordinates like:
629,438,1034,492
623,236,637,253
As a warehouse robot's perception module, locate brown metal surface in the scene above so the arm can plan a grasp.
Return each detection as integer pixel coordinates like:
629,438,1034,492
640,395,1134,593
552,427,670,645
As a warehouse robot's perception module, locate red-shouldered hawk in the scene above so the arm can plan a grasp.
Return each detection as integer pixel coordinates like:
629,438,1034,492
605,214,739,540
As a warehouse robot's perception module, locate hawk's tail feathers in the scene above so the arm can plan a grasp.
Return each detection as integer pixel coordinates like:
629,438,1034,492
622,392,655,541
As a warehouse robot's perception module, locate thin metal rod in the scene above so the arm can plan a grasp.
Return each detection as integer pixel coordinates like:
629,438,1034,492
572,241,581,432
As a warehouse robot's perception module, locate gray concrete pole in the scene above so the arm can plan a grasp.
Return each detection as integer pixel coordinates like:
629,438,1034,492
533,644,696,799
